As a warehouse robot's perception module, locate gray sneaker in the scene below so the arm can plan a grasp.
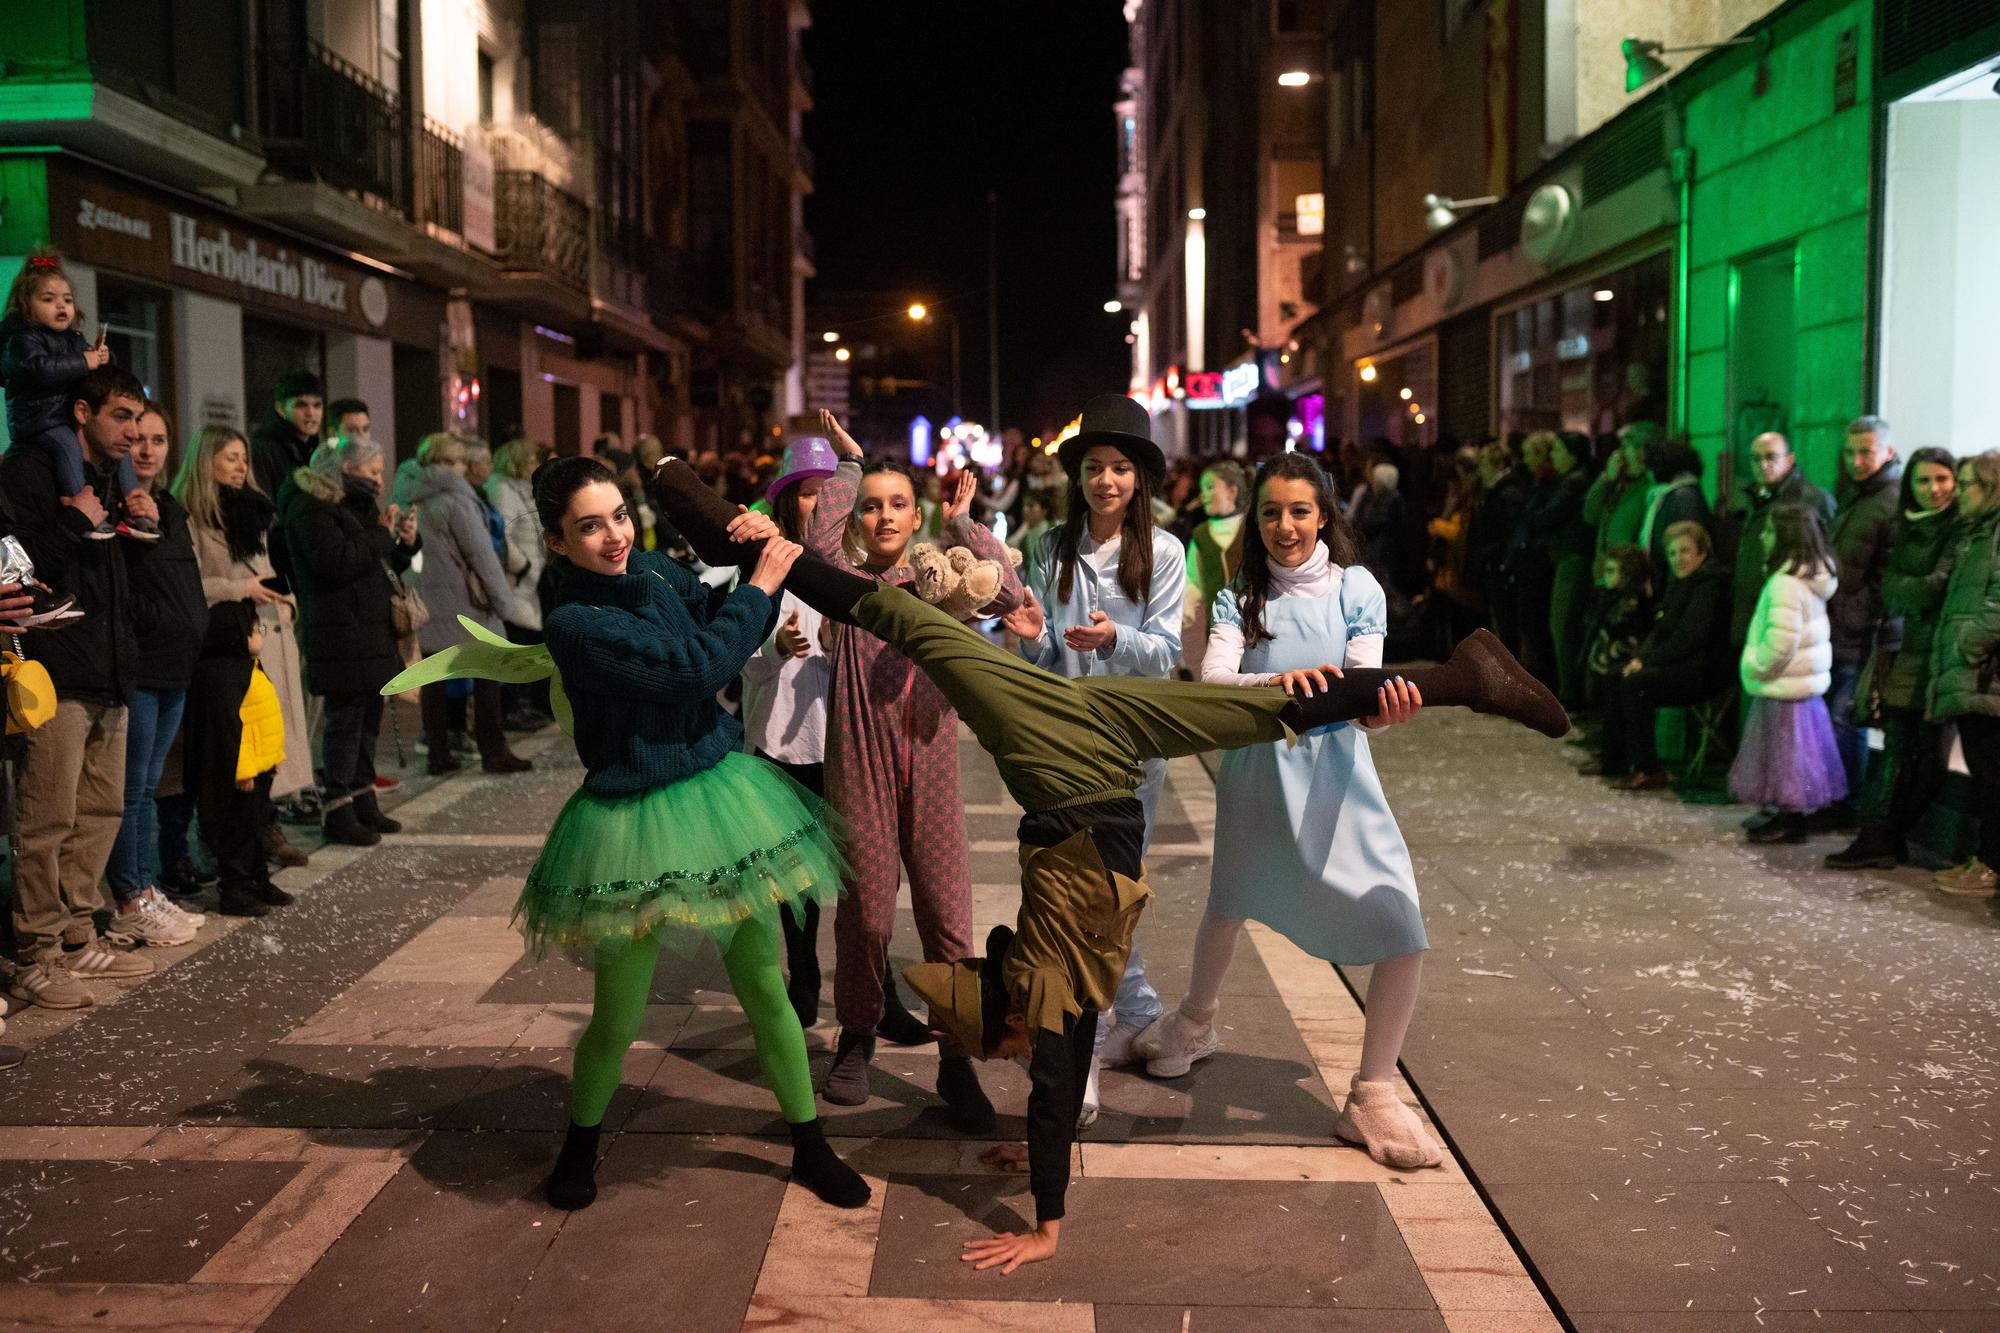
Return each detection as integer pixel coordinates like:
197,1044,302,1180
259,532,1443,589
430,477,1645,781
64,938,155,980
116,893,197,947
7,959,95,1009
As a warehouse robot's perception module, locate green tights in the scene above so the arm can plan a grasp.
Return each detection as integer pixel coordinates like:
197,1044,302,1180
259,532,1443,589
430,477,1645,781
570,914,816,1127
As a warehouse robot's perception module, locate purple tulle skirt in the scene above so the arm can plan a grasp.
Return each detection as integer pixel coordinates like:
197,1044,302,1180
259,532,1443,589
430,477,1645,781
1728,695,1849,811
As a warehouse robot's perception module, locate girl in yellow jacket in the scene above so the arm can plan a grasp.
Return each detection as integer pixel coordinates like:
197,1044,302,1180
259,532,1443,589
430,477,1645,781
185,601,297,918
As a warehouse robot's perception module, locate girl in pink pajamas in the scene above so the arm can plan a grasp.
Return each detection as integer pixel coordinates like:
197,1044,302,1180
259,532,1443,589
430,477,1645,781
808,413,1024,1126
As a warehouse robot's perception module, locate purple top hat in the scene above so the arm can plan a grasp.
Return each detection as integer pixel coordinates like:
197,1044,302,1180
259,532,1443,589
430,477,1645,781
769,435,840,500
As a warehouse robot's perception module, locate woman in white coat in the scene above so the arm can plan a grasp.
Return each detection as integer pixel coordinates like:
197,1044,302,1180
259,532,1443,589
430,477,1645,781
1001,394,1185,1127
1728,502,1846,840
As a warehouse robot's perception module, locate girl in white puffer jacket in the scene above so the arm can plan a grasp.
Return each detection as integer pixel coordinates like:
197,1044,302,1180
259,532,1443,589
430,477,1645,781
1729,502,1848,839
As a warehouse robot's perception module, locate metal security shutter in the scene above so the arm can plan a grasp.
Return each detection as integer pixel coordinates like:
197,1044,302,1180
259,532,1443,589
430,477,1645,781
1580,102,1665,204
1880,0,2000,98
1438,308,1492,442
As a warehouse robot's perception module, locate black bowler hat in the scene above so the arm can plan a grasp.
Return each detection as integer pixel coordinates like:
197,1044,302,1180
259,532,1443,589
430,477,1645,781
1058,393,1166,483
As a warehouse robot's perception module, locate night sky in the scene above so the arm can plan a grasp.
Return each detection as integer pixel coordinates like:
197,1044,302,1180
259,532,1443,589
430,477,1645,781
802,1,1131,434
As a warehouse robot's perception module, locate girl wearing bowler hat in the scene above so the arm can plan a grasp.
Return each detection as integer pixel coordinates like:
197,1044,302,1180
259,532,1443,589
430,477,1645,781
1001,393,1186,1128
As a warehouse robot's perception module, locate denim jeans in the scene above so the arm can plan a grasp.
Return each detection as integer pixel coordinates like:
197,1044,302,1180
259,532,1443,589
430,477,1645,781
105,687,186,904
1827,660,1866,801
321,690,384,802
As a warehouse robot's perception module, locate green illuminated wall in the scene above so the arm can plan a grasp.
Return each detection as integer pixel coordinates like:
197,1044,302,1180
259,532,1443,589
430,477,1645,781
1680,0,1873,498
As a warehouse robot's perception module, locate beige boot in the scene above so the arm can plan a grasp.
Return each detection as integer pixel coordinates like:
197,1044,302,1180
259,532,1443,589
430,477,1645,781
1334,1075,1444,1169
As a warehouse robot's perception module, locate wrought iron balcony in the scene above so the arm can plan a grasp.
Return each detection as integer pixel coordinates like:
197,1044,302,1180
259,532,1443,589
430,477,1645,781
494,170,591,293
414,119,464,236
257,40,406,214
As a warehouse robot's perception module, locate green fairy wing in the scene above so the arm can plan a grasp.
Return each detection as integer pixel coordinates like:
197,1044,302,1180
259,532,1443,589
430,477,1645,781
381,616,574,736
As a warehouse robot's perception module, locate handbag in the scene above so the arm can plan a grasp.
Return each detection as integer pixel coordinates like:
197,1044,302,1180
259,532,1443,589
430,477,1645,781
385,561,430,637
466,565,495,615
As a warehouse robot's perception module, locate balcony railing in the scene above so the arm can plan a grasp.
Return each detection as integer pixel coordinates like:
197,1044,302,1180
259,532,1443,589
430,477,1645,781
414,119,464,236
257,40,406,214
494,170,591,293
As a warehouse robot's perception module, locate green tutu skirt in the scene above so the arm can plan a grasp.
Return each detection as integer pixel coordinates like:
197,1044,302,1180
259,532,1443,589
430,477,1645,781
513,750,846,956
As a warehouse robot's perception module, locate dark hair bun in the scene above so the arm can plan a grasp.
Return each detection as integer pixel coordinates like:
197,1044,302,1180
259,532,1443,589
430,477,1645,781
532,455,618,534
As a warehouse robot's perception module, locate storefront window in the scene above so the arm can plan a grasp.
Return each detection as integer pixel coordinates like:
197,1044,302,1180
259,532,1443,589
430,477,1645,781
1497,251,1670,441
96,278,169,411
241,315,324,424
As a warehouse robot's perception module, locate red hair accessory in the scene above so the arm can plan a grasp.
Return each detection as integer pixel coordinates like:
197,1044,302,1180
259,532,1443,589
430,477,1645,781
26,256,60,270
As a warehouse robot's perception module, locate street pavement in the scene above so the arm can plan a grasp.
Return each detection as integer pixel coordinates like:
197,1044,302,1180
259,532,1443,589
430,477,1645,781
1,702,1993,1331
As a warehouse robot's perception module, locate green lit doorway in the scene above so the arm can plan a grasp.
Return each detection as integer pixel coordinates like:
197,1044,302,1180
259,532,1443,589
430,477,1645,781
1725,242,1797,496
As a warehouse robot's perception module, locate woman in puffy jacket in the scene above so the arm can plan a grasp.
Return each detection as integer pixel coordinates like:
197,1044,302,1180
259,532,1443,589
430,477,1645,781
1925,451,2000,897
1824,448,1960,871
408,432,530,777
1729,503,1845,843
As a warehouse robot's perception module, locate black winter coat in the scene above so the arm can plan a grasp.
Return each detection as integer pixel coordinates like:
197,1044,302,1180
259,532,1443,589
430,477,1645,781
1636,559,1731,688
0,314,91,443
1726,468,1836,644
275,466,414,697
126,491,209,692
0,444,138,703
1827,465,1901,663
252,414,318,589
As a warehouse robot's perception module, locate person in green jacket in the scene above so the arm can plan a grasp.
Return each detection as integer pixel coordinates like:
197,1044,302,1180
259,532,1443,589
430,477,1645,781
1584,420,1657,561
1926,451,2000,898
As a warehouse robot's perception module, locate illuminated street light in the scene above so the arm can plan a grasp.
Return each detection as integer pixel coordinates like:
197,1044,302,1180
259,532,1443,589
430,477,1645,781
1413,413,1426,424
834,347,851,362
1399,387,1413,400
907,303,928,321
1277,70,1312,87
1103,299,1123,313
1593,289,1615,302
1187,207,1207,220
1359,364,1378,382
821,331,840,343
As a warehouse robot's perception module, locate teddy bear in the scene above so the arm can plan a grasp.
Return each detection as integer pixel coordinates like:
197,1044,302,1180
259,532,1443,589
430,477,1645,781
909,541,1023,621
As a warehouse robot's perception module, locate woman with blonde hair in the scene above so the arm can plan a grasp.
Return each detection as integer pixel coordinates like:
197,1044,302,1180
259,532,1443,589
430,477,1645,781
173,422,320,861
410,431,530,776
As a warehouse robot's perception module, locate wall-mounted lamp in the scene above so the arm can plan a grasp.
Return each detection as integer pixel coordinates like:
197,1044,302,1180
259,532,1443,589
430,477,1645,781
1277,70,1312,88
1423,193,1499,232
1622,34,1760,93
1187,207,1207,221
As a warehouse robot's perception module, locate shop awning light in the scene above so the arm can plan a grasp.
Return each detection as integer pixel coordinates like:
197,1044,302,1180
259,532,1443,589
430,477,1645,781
1103,299,1123,313
834,347,851,362
1622,34,1759,93
822,330,840,342
1187,207,1207,220
1277,70,1312,88
1359,364,1378,382
1423,193,1499,232
1593,289,1615,302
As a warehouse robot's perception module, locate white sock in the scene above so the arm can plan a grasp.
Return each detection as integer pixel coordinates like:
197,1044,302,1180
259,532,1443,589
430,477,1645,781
1180,912,1243,1026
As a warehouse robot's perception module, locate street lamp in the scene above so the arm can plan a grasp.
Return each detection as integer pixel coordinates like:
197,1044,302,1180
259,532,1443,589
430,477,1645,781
1277,70,1312,87
908,302,961,415
1103,299,1123,313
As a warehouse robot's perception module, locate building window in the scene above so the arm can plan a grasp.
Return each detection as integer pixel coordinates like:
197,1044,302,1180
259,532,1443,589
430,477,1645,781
95,278,171,415
1496,251,1670,438
478,48,496,125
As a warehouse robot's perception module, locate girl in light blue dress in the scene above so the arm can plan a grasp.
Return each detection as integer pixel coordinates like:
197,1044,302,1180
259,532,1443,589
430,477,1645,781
1003,409,1187,1125
1133,451,1442,1169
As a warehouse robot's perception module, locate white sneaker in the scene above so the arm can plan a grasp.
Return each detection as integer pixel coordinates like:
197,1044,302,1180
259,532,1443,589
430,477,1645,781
1143,1012,1220,1078
1130,1010,1175,1062
1097,1020,1147,1069
117,893,197,947
151,889,206,930
63,938,154,980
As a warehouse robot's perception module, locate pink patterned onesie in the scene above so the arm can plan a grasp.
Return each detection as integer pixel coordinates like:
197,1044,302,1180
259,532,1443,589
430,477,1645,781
807,460,1025,1038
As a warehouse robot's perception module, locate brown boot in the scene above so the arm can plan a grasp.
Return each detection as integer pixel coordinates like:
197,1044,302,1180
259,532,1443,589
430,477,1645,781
261,819,309,867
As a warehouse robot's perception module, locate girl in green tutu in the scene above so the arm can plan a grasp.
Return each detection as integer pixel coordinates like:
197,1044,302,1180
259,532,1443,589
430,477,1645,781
393,455,867,1212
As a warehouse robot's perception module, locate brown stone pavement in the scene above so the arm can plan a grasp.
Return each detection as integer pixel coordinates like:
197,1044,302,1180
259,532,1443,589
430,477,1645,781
0,718,1553,1331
